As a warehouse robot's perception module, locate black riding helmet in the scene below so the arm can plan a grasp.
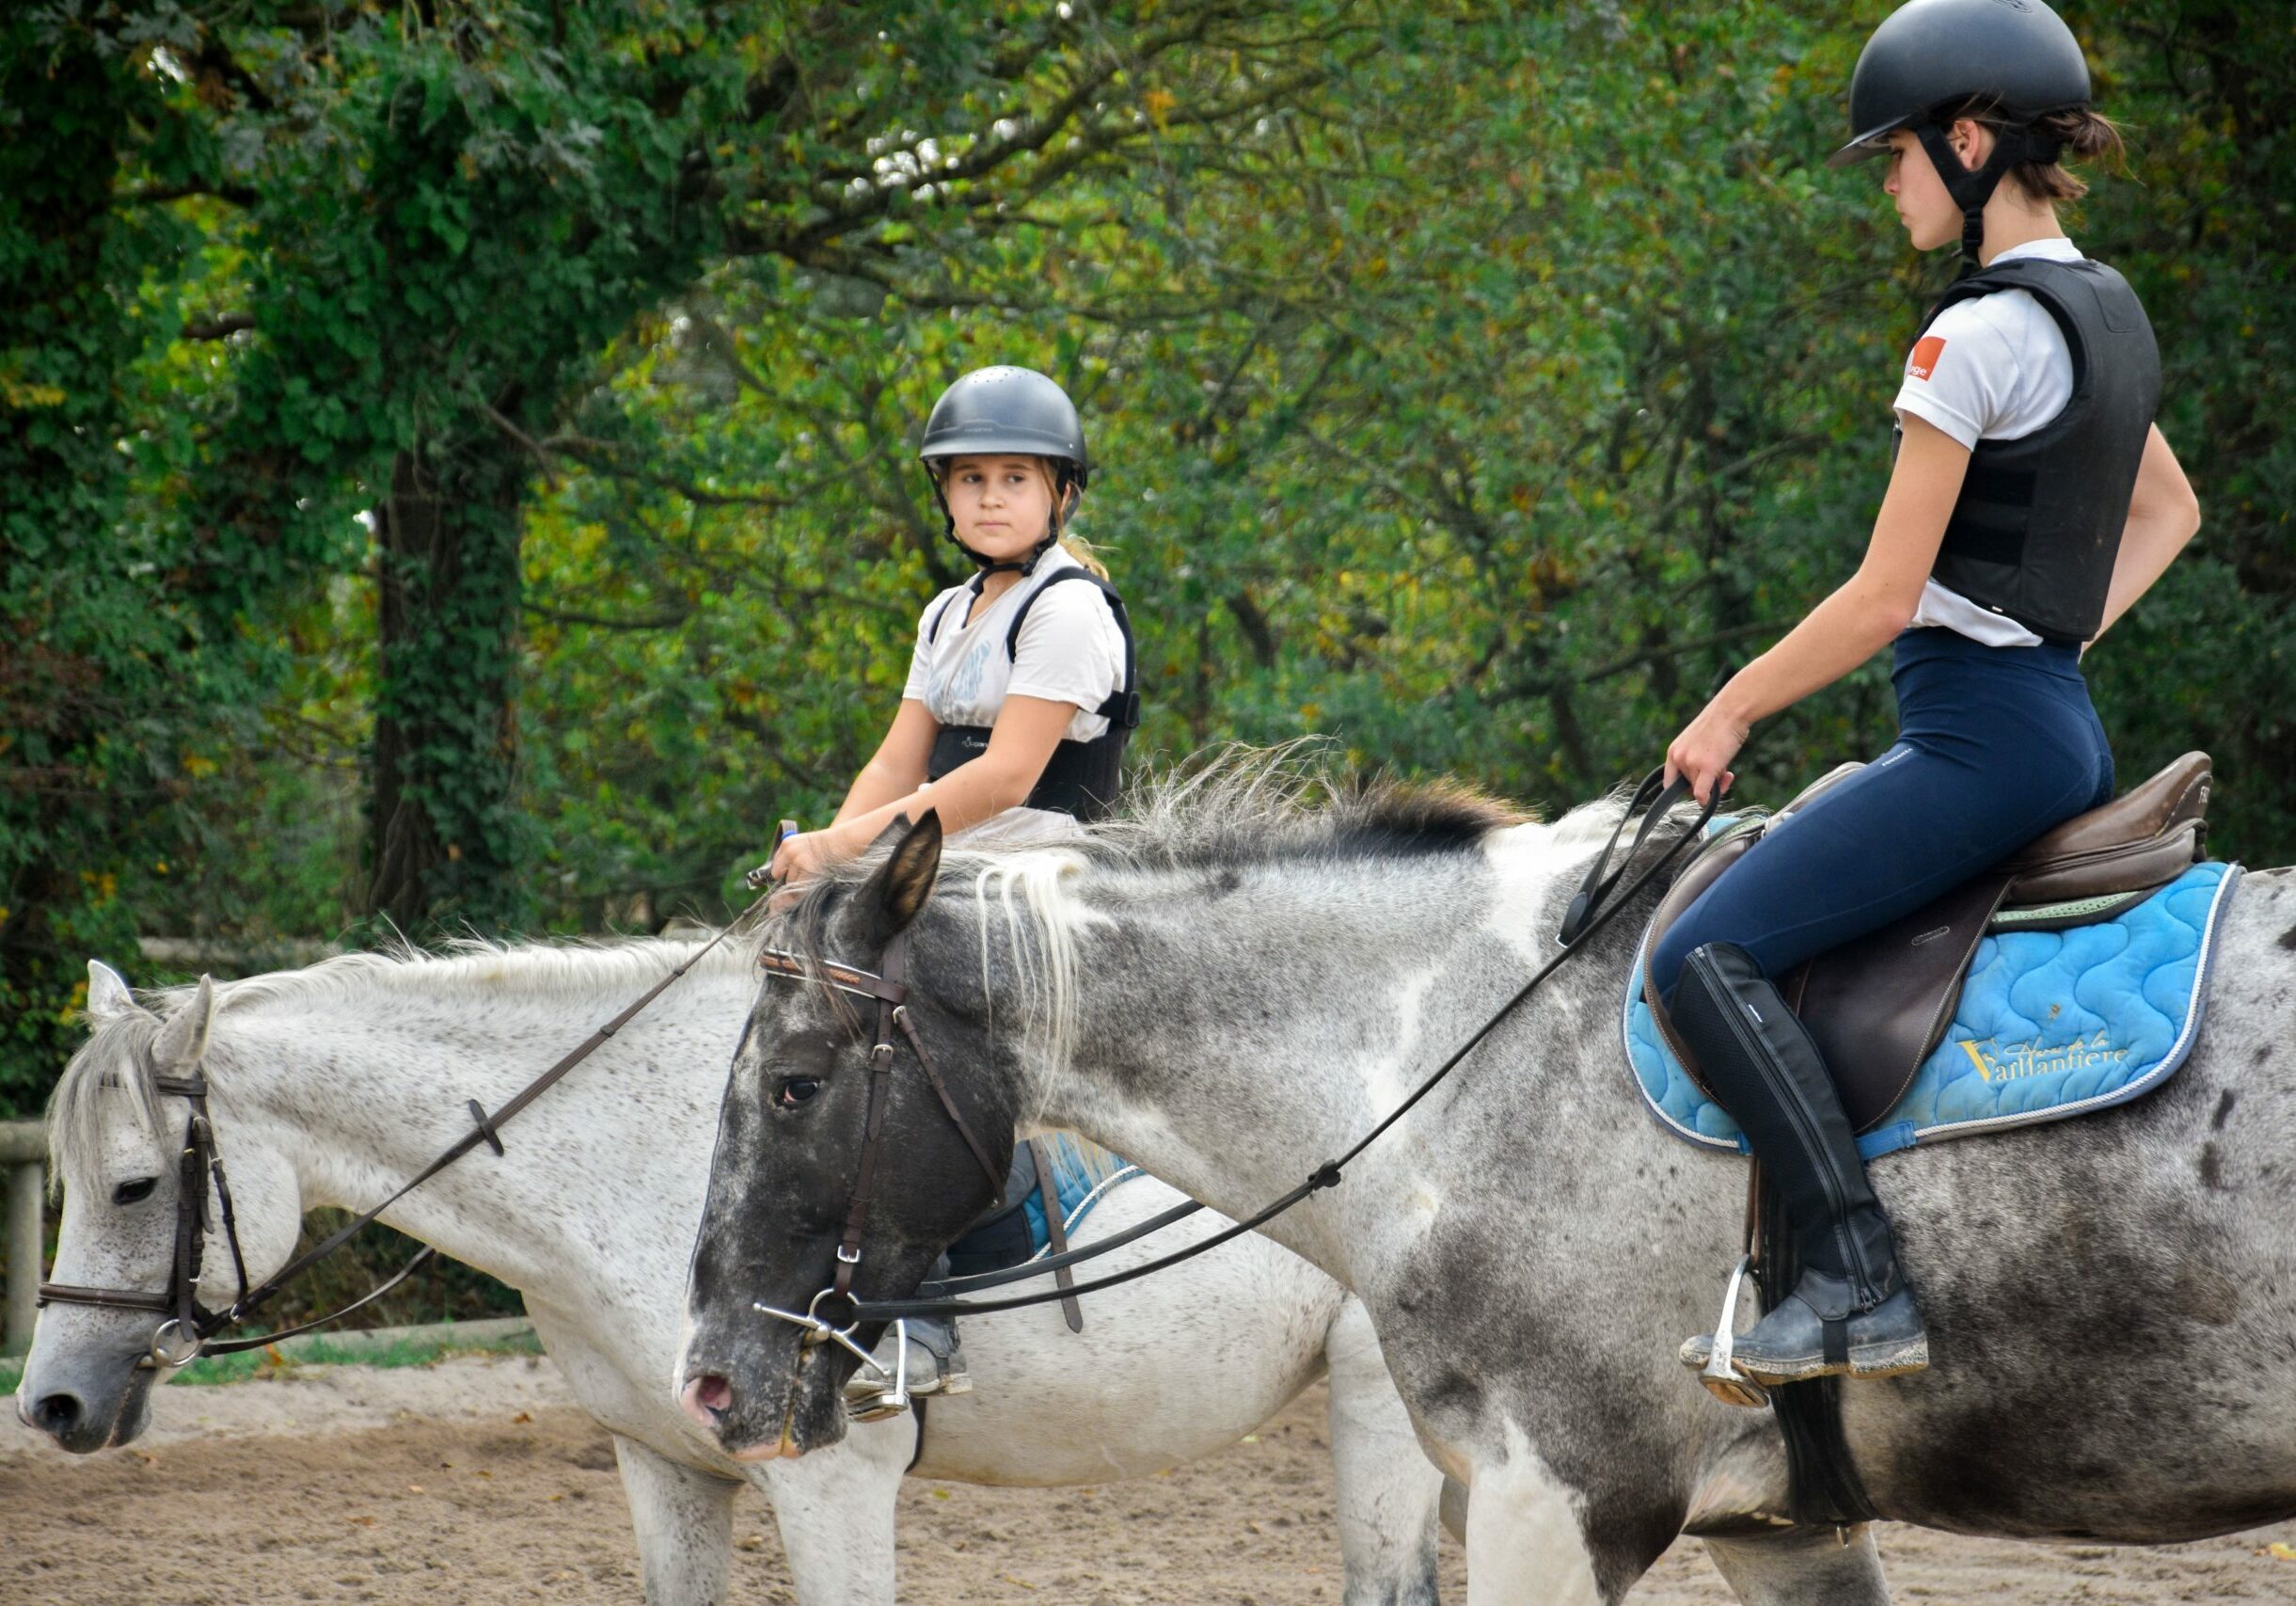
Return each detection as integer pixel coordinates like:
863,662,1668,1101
918,366,1089,575
1830,0,2092,274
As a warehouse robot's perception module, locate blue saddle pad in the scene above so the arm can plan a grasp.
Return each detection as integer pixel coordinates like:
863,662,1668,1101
1020,1135,1142,1255
1623,860,2241,1160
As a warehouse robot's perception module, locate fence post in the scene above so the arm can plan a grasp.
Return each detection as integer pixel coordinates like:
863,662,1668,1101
1,1121,45,1356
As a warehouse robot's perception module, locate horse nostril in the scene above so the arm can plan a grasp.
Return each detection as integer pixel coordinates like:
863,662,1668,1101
33,1392,84,1437
681,1374,733,1428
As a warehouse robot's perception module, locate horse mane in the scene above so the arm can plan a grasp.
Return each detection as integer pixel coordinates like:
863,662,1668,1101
1092,740,1533,871
763,744,1547,1095
46,932,762,1186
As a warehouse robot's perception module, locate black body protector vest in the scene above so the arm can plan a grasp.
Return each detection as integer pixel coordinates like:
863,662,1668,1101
923,569,1142,822
1899,254,2161,644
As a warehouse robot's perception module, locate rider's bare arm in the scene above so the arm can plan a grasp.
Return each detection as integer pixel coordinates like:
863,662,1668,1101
1667,416,1968,802
2085,425,2201,647
826,693,1076,851
833,699,941,825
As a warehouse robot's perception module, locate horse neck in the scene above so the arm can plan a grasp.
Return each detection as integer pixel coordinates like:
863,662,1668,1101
983,824,1578,1273
198,952,750,1293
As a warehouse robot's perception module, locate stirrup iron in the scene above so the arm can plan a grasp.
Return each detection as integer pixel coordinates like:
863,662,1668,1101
1700,1255,1769,1409
845,1317,912,1423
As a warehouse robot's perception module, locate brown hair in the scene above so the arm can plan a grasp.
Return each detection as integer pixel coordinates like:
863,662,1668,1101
1939,100,2128,203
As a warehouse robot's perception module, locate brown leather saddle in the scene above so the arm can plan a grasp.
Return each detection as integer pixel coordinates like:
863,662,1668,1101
1642,752,2212,1133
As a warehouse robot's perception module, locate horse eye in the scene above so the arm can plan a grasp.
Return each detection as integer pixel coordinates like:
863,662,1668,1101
112,1178,157,1205
776,1077,821,1108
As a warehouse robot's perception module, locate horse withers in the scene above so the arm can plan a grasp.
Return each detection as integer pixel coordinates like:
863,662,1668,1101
683,757,2296,1604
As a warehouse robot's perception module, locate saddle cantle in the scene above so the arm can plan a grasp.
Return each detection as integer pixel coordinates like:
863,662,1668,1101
1641,752,2213,1134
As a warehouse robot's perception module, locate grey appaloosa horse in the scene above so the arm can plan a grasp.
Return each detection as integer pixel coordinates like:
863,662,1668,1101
680,755,2296,1604
17,940,1442,1604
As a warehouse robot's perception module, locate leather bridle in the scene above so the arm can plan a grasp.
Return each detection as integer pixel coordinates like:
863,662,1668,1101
751,770,1715,1336
746,930,1006,1366
37,912,762,1369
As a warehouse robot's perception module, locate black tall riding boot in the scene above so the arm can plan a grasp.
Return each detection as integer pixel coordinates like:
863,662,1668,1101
1671,942,1928,1384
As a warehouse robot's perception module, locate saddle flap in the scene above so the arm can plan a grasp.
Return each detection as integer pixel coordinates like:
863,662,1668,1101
1794,872,2011,1133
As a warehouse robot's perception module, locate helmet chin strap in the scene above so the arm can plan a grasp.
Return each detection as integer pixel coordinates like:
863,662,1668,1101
1915,119,2063,276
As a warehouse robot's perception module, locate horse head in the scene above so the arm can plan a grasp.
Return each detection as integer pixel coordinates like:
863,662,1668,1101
19,962,304,1453
679,813,1022,1459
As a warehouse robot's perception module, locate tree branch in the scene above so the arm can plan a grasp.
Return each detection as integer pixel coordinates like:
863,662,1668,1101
116,183,260,208
182,313,255,341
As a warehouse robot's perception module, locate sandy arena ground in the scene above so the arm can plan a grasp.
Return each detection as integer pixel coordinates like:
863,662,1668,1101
5,1353,2293,1603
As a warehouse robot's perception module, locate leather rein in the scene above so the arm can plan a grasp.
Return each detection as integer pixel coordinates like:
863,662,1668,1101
759,770,1714,1337
38,909,765,1369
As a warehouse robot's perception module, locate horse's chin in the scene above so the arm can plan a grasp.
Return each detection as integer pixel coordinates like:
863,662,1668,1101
724,1368,849,1461
106,1376,155,1449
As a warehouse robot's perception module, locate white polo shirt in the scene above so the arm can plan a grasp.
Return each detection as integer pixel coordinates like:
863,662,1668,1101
1892,237,2086,647
901,549,1129,848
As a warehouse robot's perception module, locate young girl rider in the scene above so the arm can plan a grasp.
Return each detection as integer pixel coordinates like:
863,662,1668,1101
1656,0,2201,1391
757,364,1139,1409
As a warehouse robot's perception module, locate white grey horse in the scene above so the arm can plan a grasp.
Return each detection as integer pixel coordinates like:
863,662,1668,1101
681,758,2296,1604
14,942,1444,1604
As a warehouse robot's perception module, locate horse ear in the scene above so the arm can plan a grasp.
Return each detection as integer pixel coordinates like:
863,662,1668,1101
859,812,944,950
150,975,215,1071
86,960,140,1022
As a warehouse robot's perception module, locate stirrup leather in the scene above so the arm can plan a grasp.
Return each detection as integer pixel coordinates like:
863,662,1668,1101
1697,1255,1769,1409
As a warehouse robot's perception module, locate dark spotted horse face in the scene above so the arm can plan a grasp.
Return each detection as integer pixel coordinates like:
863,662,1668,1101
680,815,1021,1459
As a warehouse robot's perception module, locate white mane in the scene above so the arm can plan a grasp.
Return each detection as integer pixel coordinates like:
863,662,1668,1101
47,932,759,1186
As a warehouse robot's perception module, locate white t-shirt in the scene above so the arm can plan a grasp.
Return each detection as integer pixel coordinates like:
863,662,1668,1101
1892,236,2085,648
901,550,1129,847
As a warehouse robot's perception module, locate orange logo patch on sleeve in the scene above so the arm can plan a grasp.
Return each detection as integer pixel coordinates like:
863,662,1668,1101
1908,335,1947,381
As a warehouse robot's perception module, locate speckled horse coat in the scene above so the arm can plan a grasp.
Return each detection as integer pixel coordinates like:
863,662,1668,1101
683,763,2296,1606
19,943,1442,1606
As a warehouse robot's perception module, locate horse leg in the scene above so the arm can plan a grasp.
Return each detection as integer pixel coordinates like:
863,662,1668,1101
1461,1428,1607,1605
611,1433,740,1606
1324,1296,1445,1605
1702,1523,1890,1606
757,1413,915,1606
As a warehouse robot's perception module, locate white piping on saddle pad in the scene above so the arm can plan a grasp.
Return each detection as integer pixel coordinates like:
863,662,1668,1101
1619,917,1743,1153
1615,864,2244,1156
1904,864,2242,1145
1027,1163,1146,1259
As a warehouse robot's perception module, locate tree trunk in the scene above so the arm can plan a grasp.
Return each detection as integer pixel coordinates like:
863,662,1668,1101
0,25,139,1113
365,437,533,932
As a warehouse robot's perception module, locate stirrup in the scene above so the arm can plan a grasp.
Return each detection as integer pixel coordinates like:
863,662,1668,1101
842,1318,913,1423
1697,1255,1769,1409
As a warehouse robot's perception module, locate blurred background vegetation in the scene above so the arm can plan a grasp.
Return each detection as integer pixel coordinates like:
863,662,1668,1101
3,0,2288,1322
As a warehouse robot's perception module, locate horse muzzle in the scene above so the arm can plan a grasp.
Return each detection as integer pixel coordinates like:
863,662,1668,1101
16,1350,158,1455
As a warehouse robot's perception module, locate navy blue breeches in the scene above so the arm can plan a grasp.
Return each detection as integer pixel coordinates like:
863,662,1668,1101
1650,627,2115,1004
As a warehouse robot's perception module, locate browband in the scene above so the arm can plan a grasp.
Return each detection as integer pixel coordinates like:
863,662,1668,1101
757,948,909,1007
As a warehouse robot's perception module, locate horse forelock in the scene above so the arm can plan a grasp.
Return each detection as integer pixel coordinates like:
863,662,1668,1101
49,1012,169,1186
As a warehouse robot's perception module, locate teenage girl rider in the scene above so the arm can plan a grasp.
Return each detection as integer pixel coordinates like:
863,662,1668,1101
1656,0,2201,1390
754,365,1139,1410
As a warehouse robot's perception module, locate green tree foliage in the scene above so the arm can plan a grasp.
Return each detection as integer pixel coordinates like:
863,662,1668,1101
2,0,2288,1130
512,1,2293,926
